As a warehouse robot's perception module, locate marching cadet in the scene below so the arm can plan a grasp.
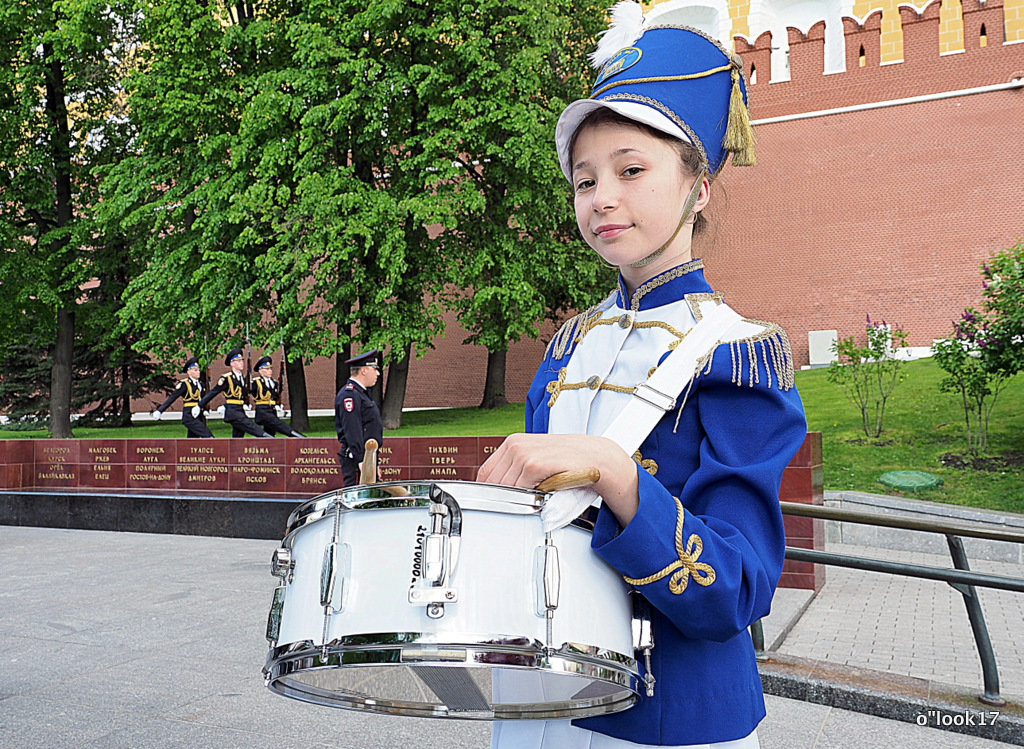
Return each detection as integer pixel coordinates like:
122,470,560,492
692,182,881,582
334,349,383,486
251,355,305,437
197,348,268,438
151,356,213,438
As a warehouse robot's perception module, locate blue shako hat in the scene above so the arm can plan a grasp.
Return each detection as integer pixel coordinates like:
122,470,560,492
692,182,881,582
224,348,244,366
182,356,200,373
556,1,755,181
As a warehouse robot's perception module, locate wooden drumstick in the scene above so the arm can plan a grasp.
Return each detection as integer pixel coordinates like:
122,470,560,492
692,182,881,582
360,438,378,485
535,467,601,493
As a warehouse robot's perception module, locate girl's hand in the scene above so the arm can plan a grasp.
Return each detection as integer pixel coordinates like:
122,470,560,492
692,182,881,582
477,433,640,526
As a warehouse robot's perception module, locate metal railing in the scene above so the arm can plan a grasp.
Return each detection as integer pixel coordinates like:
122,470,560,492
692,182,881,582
751,500,1024,706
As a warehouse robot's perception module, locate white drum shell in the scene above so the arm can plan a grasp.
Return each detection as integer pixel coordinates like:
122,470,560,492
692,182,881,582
264,481,640,720
278,505,632,653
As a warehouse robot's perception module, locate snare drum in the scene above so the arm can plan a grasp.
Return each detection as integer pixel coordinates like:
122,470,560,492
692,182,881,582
263,480,640,720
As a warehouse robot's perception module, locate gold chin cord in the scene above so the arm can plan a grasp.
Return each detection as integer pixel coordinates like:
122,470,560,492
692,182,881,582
629,169,707,269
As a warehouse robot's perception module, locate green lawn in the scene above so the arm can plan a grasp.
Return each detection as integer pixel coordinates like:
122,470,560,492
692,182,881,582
3,359,1022,513
795,358,1024,514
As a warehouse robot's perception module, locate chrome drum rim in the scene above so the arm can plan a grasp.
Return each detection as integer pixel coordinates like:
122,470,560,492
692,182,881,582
264,632,640,720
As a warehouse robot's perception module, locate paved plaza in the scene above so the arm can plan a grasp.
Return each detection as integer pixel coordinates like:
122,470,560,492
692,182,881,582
1,524,1021,747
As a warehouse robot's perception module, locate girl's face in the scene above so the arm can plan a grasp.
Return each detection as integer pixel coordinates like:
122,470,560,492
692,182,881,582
187,364,200,378
571,122,707,281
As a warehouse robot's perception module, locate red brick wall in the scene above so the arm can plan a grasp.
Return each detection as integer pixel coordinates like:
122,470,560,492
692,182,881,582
717,0,1024,366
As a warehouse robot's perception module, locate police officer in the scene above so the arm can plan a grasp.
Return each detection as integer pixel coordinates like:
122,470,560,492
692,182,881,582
151,356,213,438
334,349,383,486
197,348,268,438
251,355,305,437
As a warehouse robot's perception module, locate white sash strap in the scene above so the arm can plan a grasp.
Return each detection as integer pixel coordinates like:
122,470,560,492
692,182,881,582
541,302,744,532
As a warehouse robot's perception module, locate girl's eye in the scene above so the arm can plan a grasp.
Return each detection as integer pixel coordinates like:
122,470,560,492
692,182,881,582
574,178,595,193
622,166,643,177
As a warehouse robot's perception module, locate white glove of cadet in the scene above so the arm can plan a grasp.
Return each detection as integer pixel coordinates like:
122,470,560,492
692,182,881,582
191,406,201,419
151,410,162,421
275,404,284,417
244,405,254,417
216,405,225,416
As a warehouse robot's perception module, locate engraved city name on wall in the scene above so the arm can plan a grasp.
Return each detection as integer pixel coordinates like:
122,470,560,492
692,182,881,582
34,440,79,486
128,442,176,488
286,440,344,492
81,440,126,488
177,441,231,490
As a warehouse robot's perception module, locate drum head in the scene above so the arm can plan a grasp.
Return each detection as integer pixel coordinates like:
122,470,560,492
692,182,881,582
265,636,638,720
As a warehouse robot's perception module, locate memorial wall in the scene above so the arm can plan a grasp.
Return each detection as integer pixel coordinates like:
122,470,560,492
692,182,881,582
0,436,506,497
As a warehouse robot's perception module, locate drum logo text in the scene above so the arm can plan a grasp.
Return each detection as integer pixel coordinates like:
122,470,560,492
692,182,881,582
410,524,427,586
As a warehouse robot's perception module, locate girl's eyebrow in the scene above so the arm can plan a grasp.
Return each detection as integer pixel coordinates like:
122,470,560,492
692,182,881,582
572,147,643,175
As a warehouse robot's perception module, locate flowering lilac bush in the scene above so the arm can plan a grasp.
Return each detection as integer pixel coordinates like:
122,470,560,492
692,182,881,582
932,241,1023,453
827,316,909,438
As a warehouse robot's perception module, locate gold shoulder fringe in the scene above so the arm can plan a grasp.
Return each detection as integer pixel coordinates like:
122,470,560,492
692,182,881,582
546,306,601,361
726,323,795,391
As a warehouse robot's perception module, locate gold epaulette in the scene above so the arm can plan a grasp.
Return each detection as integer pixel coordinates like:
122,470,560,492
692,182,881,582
545,305,603,361
686,295,796,392
724,322,796,391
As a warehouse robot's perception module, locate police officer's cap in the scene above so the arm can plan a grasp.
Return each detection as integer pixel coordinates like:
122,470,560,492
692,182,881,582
224,348,244,366
182,356,200,373
254,355,273,371
345,349,380,369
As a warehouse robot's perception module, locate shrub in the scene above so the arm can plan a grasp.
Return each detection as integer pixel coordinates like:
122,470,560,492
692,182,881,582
827,316,909,438
933,241,1023,453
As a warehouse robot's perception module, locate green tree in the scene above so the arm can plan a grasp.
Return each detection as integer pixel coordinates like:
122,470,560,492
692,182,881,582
101,0,320,427
827,316,909,438
0,1,146,436
413,0,611,409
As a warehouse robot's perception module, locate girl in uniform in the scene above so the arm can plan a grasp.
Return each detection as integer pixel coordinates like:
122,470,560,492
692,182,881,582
479,4,807,747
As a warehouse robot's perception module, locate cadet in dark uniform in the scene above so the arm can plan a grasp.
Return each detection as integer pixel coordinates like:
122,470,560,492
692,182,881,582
151,356,214,438
334,349,383,486
198,348,268,438
251,355,305,437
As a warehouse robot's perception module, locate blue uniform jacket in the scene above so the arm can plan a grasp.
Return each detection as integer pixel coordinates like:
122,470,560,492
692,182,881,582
527,262,807,745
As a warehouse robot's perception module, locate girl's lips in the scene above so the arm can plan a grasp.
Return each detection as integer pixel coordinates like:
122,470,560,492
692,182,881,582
594,224,630,239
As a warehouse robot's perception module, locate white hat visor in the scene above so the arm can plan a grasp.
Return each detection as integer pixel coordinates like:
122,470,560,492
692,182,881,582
555,99,691,182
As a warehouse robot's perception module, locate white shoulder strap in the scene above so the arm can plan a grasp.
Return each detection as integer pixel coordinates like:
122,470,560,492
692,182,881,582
601,301,742,454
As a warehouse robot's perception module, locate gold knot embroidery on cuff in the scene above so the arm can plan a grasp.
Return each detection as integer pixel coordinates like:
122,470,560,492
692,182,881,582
632,450,658,476
623,496,716,594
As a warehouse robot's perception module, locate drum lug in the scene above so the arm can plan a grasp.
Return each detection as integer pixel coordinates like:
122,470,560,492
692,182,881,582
320,541,350,614
408,485,462,618
266,585,285,645
632,592,656,697
271,547,294,583
533,537,561,616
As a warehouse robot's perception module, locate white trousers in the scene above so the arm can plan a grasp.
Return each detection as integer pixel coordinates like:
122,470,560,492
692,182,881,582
491,720,760,749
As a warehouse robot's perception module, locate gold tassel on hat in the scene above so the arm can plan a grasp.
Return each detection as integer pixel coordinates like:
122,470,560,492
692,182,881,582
722,56,756,167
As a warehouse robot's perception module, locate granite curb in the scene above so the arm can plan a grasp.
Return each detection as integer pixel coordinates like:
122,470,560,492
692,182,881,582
758,652,1024,744
824,490,1024,564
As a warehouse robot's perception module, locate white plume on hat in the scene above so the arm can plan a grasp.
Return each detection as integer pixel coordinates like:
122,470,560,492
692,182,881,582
589,1,682,69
